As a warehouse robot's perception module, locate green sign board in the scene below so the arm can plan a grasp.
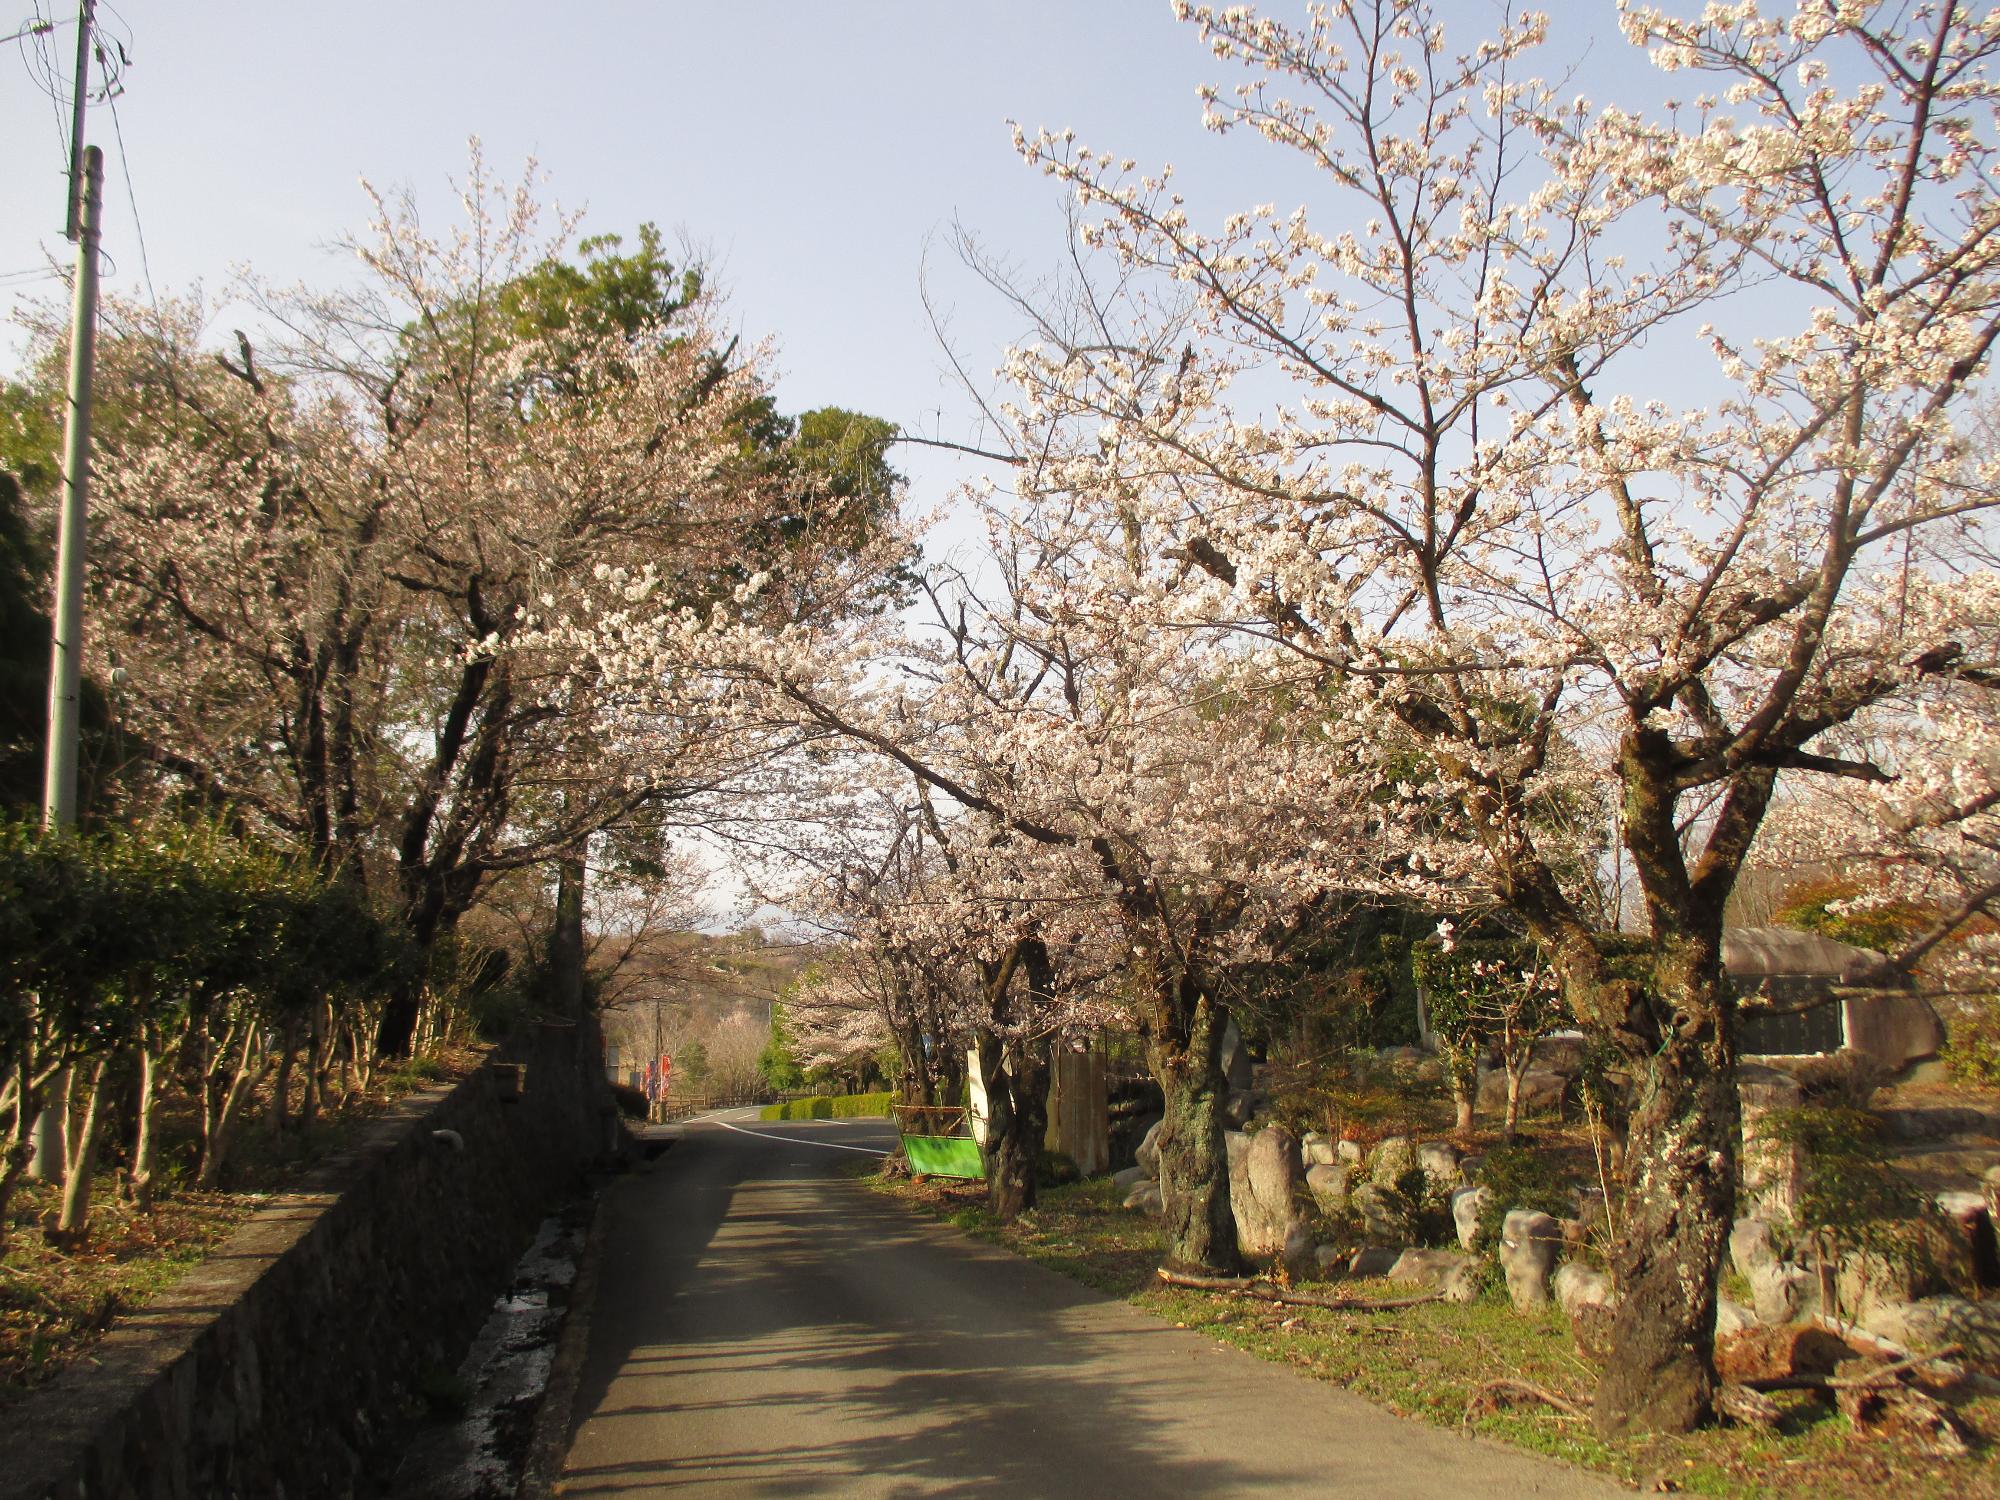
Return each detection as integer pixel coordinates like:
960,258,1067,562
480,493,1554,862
902,1133,985,1180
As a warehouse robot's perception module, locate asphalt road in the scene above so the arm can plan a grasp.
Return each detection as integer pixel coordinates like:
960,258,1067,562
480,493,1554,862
557,1108,1623,1498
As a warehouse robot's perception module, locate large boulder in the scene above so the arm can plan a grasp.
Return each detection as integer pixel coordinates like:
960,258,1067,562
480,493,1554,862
1738,1064,1808,1217
1389,1247,1480,1303
1749,1259,1818,1325
1111,1164,1149,1197
1348,1245,1403,1278
1123,1178,1163,1217
1498,1209,1563,1310
1475,1067,1569,1118
1336,1138,1367,1166
1136,1119,1164,1177
1551,1262,1614,1319
1350,1183,1403,1245
1417,1140,1461,1185
1228,1125,1310,1259
1716,1298,1756,1339
1300,1131,1338,1168
1860,1295,2000,1368
1306,1162,1354,1215
1224,1089,1260,1128
1729,1216,1781,1278
1450,1185,1490,1250
1314,1243,1350,1274
1832,1248,1944,1328
1369,1135,1417,1184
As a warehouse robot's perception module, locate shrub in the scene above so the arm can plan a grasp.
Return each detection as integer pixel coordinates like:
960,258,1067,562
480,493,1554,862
1942,1002,2000,1088
760,1091,895,1121
1470,1144,1575,1256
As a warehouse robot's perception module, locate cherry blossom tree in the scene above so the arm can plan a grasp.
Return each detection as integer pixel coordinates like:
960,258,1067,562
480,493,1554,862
990,0,2000,1433
57,149,910,1054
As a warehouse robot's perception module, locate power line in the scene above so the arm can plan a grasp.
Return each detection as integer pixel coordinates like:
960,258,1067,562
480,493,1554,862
105,85,153,308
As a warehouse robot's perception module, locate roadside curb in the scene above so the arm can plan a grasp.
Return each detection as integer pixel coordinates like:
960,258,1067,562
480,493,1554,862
516,1172,616,1499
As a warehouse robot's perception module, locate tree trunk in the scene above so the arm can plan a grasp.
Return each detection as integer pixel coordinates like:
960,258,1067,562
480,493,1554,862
54,1059,108,1246
1593,940,1737,1437
1144,973,1238,1276
1503,1063,1523,1142
1452,1082,1475,1135
131,1031,161,1213
198,1024,269,1190
550,849,587,1016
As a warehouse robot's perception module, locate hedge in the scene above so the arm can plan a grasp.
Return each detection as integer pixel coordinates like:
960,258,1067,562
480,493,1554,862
760,1091,896,1122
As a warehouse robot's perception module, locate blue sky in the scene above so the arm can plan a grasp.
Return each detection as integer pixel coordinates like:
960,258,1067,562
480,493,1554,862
2,2,1664,514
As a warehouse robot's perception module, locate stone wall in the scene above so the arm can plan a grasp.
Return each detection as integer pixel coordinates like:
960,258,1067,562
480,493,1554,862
0,1017,619,1500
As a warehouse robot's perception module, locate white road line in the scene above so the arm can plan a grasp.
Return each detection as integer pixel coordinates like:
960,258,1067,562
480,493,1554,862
709,1117,892,1156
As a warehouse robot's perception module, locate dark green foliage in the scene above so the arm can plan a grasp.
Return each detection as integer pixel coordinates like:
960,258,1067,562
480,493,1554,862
1469,1144,1573,1256
1378,1165,1457,1248
758,1000,806,1091
760,1091,896,1121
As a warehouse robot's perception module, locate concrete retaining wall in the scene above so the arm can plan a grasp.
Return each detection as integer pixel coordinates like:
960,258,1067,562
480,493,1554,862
0,1018,618,1500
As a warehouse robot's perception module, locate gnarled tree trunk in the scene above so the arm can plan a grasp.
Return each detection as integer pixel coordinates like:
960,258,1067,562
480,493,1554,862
1593,933,1737,1436
1143,968,1237,1276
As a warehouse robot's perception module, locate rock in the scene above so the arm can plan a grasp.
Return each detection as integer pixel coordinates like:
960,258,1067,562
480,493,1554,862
1350,1183,1402,1245
1221,1017,1254,1093
1861,1295,2000,1369
1729,1216,1780,1278
1281,1221,1316,1281
1450,1185,1490,1250
1379,1044,1427,1066
1417,1140,1461,1184
1224,1089,1259,1128
1228,1125,1309,1259
1123,1178,1163,1217
1749,1259,1817,1325
1498,1209,1562,1310
1457,1153,1485,1187
1838,1243,1946,1322
1314,1243,1350,1273
1738,1064,1807,1216
1300,1131,1337,1168
1476,1068,1569,1119
1531,1031,1589,1077
1305,1162,1354,1214
1984,1163,2000,1226
1111,1164,1148,1196
1389,1248,1480,1303
1136,1119,1164,1177
1716,1298,1755,1338
1551,1262,1614,1318
1715,1324,1857,1385
1348,1245,1402,1278
1369,1135,1417,1184
1336,1138,1366,1165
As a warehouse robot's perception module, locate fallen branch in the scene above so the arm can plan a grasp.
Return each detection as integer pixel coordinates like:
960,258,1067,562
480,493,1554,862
1155,1267,1441,1311
1741,1344,1965,1394
1464,1379,1591,1423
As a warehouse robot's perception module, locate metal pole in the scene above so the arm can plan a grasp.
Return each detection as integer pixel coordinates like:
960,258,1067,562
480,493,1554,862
63,0,96,241
43,145,102,831
31,144,100,1182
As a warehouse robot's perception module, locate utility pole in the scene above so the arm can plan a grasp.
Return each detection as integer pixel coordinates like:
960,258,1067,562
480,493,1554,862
33,2,102,1182
43,145,103,830
63,0,97,241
